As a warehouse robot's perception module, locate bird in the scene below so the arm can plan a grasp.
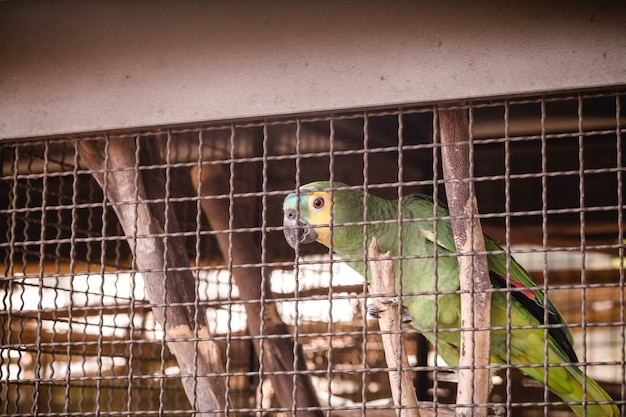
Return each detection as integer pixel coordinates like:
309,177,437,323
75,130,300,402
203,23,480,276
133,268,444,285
282,180,619,417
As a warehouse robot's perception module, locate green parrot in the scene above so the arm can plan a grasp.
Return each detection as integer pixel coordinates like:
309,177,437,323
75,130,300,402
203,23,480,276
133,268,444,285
282,181,619,417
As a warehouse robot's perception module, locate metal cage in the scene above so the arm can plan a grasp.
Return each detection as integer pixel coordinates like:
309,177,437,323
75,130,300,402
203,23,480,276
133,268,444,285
1,89,625,416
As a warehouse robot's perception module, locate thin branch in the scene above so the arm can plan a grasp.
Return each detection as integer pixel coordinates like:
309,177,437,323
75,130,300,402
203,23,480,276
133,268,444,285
439,107,492,417
368,238,420,417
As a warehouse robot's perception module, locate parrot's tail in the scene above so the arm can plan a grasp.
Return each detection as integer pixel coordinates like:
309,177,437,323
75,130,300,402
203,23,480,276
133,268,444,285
521,364,619,417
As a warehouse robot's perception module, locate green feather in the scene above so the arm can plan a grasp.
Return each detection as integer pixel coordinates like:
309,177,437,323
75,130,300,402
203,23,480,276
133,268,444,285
283,181,619,417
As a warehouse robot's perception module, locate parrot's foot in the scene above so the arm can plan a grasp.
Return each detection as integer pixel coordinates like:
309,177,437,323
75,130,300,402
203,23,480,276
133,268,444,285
382,298,413,323
491,406,505,416
366,304,385,319
367,298,413,323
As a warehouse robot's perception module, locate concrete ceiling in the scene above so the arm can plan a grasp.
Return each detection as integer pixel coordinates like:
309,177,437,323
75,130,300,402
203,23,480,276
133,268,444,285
1,0,626,139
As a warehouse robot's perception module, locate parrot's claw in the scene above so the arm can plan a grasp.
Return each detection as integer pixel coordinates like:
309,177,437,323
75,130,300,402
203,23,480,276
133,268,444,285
367,303,385,318
492,406,506,416
381,298,413,323
381,297,400,306
367,300,413,324
400,306,413,324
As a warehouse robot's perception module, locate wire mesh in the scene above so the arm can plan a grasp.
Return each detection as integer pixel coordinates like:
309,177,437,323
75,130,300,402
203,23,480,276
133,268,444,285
1,89,625,416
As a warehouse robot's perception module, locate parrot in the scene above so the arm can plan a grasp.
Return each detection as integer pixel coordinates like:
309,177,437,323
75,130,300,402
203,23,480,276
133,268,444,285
282,181,619,417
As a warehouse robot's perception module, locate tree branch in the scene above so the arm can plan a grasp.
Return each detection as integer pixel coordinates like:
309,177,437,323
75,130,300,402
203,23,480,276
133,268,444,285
191,162,322,417
439,107,492,417
368,238,420,417
79,137,226,416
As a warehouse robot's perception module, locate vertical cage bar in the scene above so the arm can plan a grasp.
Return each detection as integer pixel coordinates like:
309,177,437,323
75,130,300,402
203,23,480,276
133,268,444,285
225,124,237,413
192,129,205,410
617,92,625,417
292,118,302,416
65,140,79,415
156,133,168,414
132,133,144,413
32,140,49,417
260,123,272,414
577,94,589,411
503,99,513,416
2,146,19,416
396,109,405,399
539,98,549,416
96,135,111,416
326,116,336,416
360,111,370,415
430,105,441,416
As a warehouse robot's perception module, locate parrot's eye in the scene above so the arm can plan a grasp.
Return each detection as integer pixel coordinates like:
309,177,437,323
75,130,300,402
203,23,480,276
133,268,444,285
312,197,325,210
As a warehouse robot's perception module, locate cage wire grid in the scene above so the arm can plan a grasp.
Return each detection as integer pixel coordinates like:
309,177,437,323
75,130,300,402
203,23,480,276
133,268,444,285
1,89,625,416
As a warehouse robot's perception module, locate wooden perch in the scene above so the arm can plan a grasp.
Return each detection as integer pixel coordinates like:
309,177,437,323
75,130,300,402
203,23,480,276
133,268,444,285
368,238,420,417
439,107,492,417
191,163,322,417
79,137,226,416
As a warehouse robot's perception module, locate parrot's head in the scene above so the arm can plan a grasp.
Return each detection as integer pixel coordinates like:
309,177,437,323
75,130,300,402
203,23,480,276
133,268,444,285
282,181,363,250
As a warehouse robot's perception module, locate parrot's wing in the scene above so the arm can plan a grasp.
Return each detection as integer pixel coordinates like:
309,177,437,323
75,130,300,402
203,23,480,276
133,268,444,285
489,270,578,363
484,237,575,351
406,194,576,361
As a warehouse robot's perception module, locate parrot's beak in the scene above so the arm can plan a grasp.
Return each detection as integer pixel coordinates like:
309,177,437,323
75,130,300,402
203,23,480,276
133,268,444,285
283,209,318,248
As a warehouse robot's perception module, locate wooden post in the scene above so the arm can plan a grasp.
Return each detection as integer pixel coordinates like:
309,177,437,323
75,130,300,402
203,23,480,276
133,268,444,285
439,106,492,417
79,137,226,416
368,238,420,417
